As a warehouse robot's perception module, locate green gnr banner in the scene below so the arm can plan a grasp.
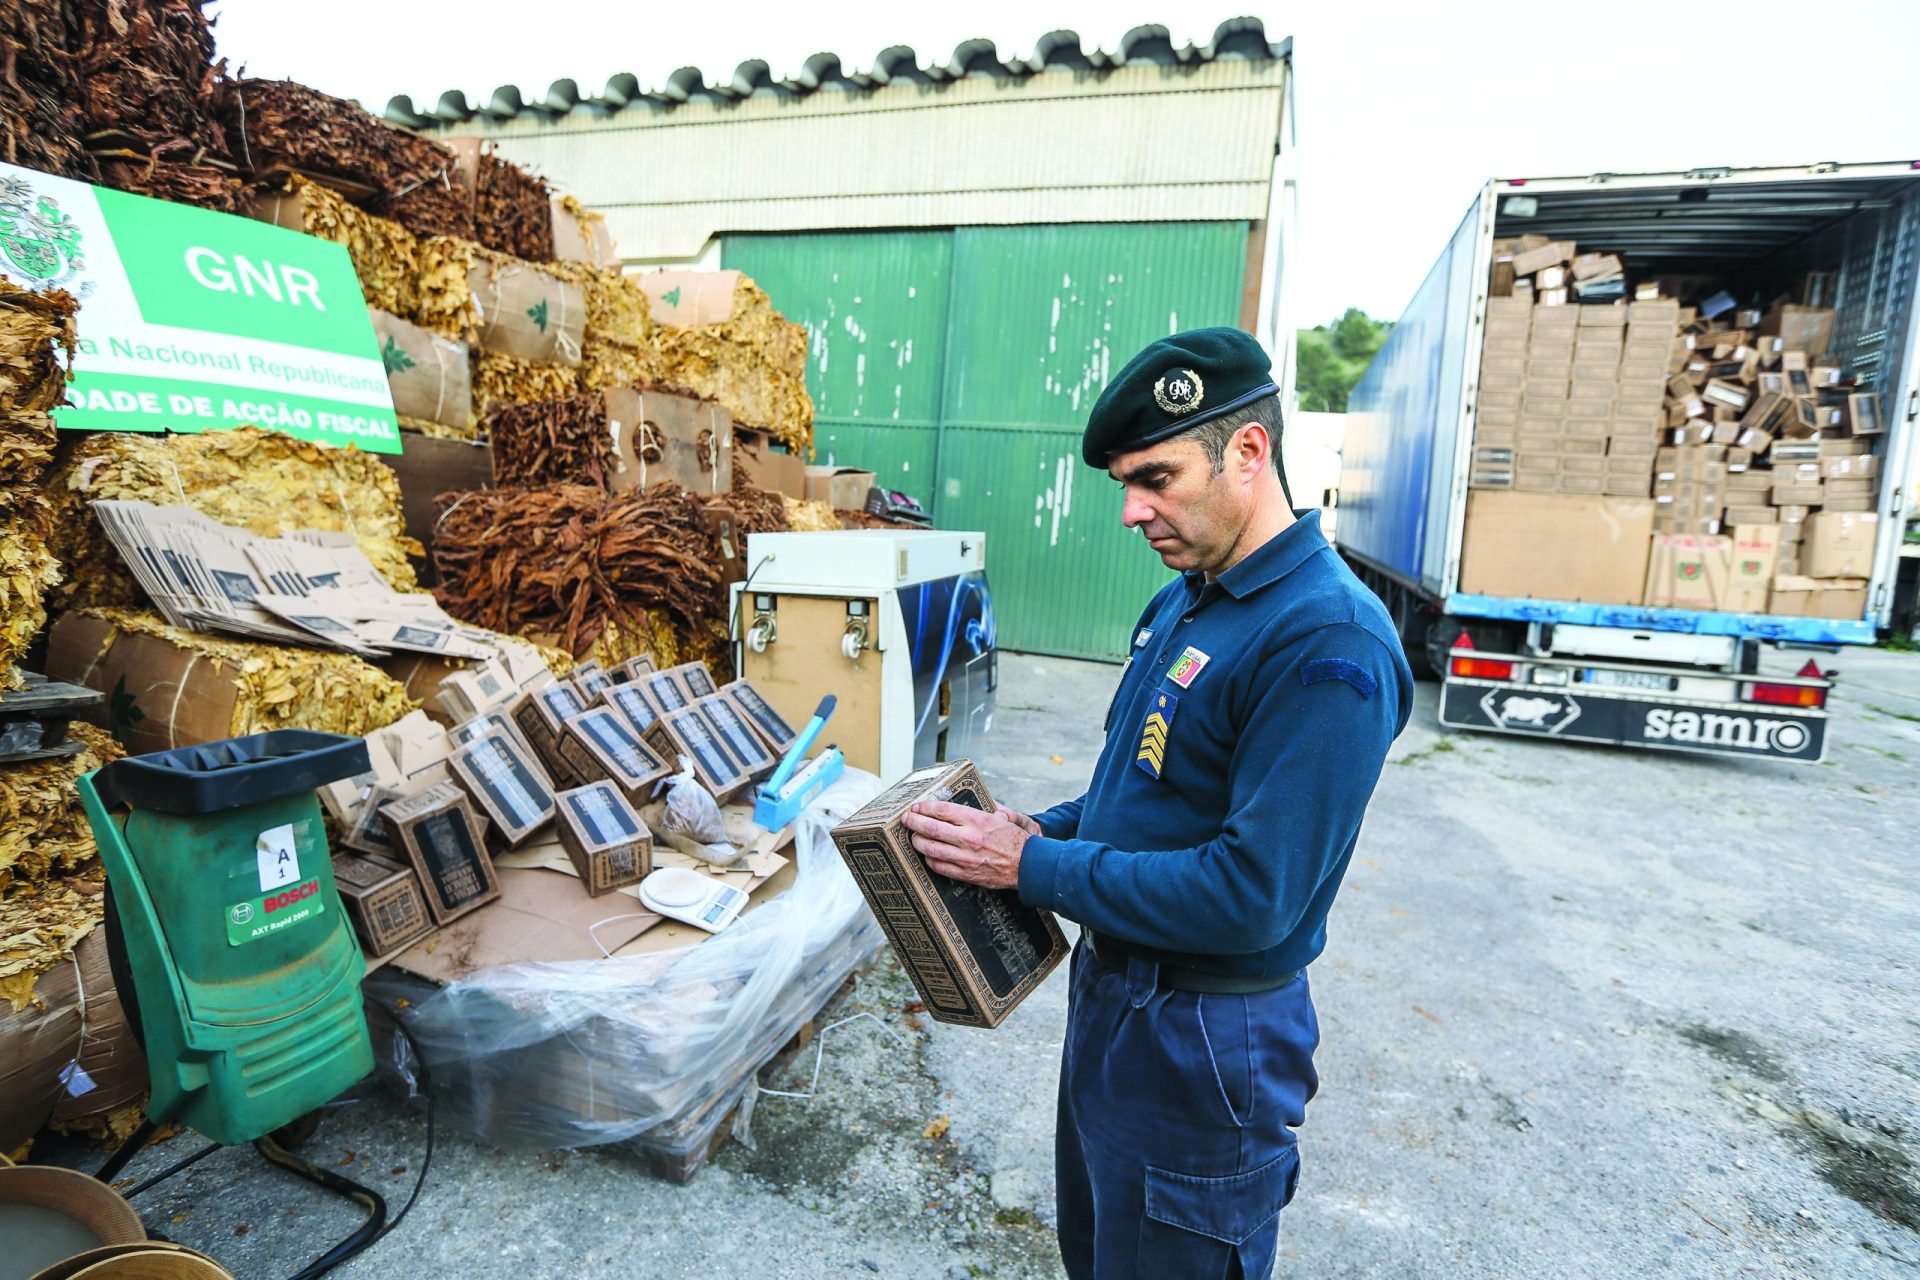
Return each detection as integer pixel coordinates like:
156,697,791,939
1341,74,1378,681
0,160,400,453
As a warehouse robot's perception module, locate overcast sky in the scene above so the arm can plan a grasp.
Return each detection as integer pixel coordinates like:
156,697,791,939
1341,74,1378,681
211,0,1920,330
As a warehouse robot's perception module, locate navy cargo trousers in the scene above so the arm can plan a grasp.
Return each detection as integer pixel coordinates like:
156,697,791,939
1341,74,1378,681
1055,943,1320,1279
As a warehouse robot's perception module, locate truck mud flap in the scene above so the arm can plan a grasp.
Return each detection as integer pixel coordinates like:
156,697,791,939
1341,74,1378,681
1439,678,1827,763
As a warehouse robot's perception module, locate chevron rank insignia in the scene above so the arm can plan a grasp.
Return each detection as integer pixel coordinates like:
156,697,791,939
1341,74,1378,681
1135,690,1177,779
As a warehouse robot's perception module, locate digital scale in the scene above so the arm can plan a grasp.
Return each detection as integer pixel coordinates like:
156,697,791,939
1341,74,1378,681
637,866,749,933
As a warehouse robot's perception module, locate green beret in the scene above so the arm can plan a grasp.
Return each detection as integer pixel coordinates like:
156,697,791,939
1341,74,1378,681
1082,326,1276,467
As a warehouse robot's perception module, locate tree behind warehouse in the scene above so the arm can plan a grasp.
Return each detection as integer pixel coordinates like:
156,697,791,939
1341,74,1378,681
1296,309,1392,412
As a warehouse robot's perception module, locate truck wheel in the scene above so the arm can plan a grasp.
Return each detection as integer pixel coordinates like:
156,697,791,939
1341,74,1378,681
1391,590,1434,680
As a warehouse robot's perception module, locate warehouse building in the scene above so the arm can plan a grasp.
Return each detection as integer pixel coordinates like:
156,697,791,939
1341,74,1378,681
387,21,1295,660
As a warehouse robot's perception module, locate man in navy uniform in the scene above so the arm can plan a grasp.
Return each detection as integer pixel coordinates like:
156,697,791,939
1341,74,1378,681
902,327,1412,1278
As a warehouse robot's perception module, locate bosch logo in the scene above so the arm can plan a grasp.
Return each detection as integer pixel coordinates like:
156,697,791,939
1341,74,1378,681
264,880,319,913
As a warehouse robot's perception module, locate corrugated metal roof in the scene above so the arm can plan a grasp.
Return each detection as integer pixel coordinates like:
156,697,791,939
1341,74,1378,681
382,18,1288,128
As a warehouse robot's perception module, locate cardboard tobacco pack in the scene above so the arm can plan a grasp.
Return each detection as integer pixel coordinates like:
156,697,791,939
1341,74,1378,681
447,731,556,847
720,678,799,754
599,681,662,739
512,681,591,785
830,761,1068,1029
554,781,653,897
558,707,674,803
380,782,500,925
692,693,778,781
662,660,719,701
332,852,434,955
645,703,754,803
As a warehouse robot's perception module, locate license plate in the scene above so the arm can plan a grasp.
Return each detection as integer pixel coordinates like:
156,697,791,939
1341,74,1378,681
1582,668,1676,692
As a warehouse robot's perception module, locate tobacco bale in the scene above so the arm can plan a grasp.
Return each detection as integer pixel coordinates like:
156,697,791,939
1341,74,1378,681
644,271,813,455
782,496,841,533
0,1,96,180
471,350,577,421
94,150,242,212
0,279,77,490
220,79,473,240
413,235,479,342
74,0,242,210
0,278,79,420
58,606,417,751
432,483,725,662
488,392,617,488
471,148,552,262
75,0,227,155
252,176,423,318
714,470,789,536
46,426,421,612
551,261,660,393
0,722,118,901
1,491,61,692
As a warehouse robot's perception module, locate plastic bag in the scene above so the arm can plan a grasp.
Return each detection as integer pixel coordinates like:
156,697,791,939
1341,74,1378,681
656,754,737,866
365,768,886,1152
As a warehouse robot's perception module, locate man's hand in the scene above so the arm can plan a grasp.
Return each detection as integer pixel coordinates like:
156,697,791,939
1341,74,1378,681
902,801,1031,891
997,804,1043,837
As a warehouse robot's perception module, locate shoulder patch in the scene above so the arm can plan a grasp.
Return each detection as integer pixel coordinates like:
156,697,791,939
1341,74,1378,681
1301,657,1377,700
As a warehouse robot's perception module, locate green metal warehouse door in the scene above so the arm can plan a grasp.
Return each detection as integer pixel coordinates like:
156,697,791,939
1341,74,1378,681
725,222,1247,660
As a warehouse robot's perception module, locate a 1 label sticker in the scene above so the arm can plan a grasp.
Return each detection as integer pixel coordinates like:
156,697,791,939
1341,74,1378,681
257,823,300,892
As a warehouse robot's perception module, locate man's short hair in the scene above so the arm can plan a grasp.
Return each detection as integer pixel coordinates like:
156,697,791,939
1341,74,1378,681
1180,394,1287,488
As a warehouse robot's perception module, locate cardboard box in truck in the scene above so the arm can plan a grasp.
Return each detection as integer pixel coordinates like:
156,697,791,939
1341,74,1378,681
1460,492,1655,605
1804,512,1879,579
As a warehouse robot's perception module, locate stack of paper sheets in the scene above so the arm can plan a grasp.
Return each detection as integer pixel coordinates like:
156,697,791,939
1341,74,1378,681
92,499,500,661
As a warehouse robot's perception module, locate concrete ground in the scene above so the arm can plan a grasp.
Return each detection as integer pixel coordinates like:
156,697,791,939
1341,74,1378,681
45,646,1920,1278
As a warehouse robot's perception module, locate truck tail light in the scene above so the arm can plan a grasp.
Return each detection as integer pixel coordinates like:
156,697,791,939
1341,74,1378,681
1747,682,1826,709
1451,656,1515,681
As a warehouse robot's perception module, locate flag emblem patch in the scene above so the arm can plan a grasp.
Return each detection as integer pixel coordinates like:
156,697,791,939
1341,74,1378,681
1168,646,1210,689
1136,691,1177,779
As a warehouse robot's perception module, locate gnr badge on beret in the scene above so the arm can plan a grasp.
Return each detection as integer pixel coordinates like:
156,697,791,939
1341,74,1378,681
1153,368,1205,416
1135,690,1177,780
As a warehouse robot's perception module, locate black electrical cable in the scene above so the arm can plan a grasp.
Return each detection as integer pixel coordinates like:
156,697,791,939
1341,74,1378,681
375,1013,436,1238
108,1002,436,1280
123,1140,222,1199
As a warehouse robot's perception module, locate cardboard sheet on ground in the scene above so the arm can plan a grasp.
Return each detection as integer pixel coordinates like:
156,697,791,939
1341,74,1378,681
386,810,796,983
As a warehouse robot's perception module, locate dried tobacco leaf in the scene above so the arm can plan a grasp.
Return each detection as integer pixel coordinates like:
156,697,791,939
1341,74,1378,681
0,722,120,899
46,425,420,612
0,873,101,1011
432,483,726,663
0,0,97,181
259,176,425,318
1,490,62,692
219,79,473,241
74,0,240,211
0,278,79,421
549,260,661,394
487,393,617,489
714,469,789,536
471,350,576,421
783,497,842,532
469,147,552,262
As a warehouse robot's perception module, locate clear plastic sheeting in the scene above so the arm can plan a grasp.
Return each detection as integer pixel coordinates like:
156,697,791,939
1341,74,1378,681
366,769,887,1153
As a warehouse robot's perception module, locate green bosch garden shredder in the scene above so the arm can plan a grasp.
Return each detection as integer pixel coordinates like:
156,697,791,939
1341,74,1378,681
76,730,396,1273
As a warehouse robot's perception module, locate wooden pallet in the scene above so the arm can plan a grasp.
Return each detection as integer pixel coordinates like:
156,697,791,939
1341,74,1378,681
640,967,870,1184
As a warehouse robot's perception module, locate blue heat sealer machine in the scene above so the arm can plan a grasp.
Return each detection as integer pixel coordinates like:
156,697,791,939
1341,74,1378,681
753,695,845,830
